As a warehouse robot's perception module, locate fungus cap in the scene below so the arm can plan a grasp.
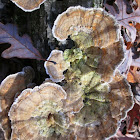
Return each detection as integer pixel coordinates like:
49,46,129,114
10,0,46,12
108,70,134,121
9,82,69,139
52,6,120,48
0,66,34,140
70,71,133,140
52,6,124,82
44,50,70,82
63,83,84,113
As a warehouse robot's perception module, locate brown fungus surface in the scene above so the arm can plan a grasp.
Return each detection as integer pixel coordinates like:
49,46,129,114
52,6,124,82
51,6,134,140
10,0,46,12
0,66,34,140
108,70,134,121
44,50,70,83
62,82,84,113
69,71,133,140
52,6,119,46
8,82,73,140
6,6,134,140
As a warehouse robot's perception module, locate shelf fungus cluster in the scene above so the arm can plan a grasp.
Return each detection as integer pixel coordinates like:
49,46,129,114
44,50,70,83
44,6,133,140
0,66,34,140
9,83,73,140
1,6,134,140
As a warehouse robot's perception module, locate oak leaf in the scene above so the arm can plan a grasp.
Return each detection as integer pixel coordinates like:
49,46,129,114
104,0,140,42
127,103,140,130
136,0,140,8
0,22,43,60
127,66,140,83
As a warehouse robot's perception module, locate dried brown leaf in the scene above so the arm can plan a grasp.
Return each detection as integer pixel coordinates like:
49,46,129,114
104,0,140,42
127,103,140,130
136,0,140,8
0,23,43,60
127,66,140,83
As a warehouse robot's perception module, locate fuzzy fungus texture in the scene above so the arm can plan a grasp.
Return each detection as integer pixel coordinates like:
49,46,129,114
0,66,34,140
51,6,134,140
7,6,134,140
52,6,124,82
9,82,71,140
44,50,70,82
10,0,46,12
52,6,120,44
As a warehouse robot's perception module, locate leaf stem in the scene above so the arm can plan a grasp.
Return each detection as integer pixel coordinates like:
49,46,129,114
39,58,57,64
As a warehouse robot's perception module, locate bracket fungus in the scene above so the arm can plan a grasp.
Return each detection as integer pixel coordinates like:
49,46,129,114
68,71,133,140
0,66,34,140
52,6,124,82
2,5,134,140
50,6,134,139
10,0,46,12
44,50,70,82
8,82,75,140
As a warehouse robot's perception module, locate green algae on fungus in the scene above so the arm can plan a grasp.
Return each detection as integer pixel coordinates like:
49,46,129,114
32,100,62,117
36,112,69,137
63,48,83,62
52,6,133,140
71,32,94,50
71,99,110,126
63,44,110,103
33,100,69,137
